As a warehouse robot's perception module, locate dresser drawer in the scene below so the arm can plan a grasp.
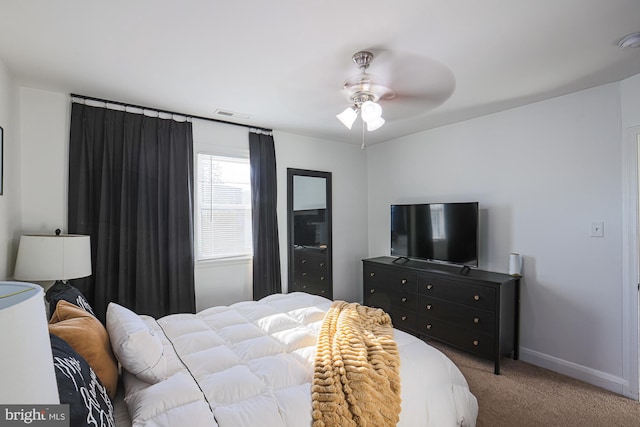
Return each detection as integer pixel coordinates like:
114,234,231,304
295,280,331,298
363,264,417,294
420,317,495,359
295,255,327,277
295,269,327,285
295,254,328,268
387,306,418,333
364,284,417,312
419,295,494,335
418,275,495,311
364,284,391,311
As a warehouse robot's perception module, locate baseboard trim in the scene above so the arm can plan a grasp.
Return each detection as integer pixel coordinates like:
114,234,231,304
519,347,630,398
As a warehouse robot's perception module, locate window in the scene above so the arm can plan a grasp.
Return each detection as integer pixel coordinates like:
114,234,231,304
196,153,252,260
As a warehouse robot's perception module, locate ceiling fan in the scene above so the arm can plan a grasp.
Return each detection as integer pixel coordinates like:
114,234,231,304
336,50,396,132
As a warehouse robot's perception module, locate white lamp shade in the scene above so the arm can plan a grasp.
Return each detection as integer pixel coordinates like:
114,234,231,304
0,282,59,403
366,117,385,131
14,234,92,281
360,101,382,123
336,107,358,129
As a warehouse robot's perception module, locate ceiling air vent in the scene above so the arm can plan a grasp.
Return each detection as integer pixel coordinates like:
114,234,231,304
214,109,251,119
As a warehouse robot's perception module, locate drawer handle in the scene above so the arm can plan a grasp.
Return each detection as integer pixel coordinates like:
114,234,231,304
302,259,306,264
401,279,407,285
473,295,480,301
401,316,407,321
473,317,480,324
473,340,479,346
370,272,375,277
302,272,307,276
426,304,432,310
320,263,325,267
401,297,407,303
426,284,433,290
320,276,325,281
302,285,307,289
321,290,325,294
370,289,375,294
426,324,432,330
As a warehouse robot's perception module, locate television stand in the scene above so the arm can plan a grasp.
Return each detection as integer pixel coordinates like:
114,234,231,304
363,256,520,375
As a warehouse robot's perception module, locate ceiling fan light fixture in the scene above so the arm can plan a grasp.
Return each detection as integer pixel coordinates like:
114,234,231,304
367,117,385,132
336,106,358,129
360,100,382,123
338,50,392,133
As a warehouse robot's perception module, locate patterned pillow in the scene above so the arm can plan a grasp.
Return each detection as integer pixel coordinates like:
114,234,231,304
46,282,96,318
50,333,114,426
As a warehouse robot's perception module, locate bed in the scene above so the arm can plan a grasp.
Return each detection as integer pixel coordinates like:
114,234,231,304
46,286,477,426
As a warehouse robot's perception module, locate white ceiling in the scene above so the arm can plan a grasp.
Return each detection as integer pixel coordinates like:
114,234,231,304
0,0,639,145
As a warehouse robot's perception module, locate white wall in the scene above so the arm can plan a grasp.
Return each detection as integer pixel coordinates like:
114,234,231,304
367,82,627,394
0,59,20,279
275,131,369,303
621,72,640,129
19,88,69,234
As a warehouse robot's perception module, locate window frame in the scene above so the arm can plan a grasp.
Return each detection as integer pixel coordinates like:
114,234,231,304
195,151,253,263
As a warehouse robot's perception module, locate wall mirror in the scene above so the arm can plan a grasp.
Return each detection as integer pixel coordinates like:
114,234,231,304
287,168,332,299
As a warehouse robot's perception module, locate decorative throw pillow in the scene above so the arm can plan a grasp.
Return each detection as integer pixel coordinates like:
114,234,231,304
106,302,167,384
50,333,114,427
46,281,96,318
49,300,118,398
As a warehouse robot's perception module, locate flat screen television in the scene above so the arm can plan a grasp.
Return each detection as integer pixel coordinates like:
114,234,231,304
293,208,327,247
390,202,479,267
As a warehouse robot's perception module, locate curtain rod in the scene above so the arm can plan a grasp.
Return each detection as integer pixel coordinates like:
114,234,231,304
70,93,273,134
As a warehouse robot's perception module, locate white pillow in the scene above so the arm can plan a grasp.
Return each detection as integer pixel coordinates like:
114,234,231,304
106,302,167,384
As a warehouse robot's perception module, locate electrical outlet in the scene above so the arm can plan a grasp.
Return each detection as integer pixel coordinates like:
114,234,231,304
590,221,604,237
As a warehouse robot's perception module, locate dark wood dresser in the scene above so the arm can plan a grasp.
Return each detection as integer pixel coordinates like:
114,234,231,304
290,247,332,299
363,256,519,374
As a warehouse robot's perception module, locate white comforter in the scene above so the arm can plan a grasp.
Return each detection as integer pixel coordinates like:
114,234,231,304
121,292,478,426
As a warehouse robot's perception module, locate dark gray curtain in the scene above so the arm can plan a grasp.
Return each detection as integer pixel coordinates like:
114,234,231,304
249,132,281,300
68,103,195,321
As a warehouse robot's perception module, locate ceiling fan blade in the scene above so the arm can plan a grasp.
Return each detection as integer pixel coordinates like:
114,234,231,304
276,47,456,130
379,93,448,120
351,50,456,118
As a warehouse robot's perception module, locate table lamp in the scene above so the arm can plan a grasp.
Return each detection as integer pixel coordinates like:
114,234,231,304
13,229,91,287
0,282,59,403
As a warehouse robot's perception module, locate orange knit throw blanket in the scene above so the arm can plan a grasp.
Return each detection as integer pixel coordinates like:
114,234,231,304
311,301,401,427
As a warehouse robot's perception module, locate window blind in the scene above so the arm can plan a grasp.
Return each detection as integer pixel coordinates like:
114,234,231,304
197,154,252,260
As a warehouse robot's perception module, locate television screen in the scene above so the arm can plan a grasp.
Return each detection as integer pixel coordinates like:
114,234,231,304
391,202,479,267
293,209,327,247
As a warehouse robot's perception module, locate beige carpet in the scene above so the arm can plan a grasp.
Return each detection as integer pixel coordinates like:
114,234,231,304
429,341,640,427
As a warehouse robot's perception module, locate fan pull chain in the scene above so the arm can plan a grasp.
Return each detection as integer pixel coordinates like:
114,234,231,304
361,118,366,150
